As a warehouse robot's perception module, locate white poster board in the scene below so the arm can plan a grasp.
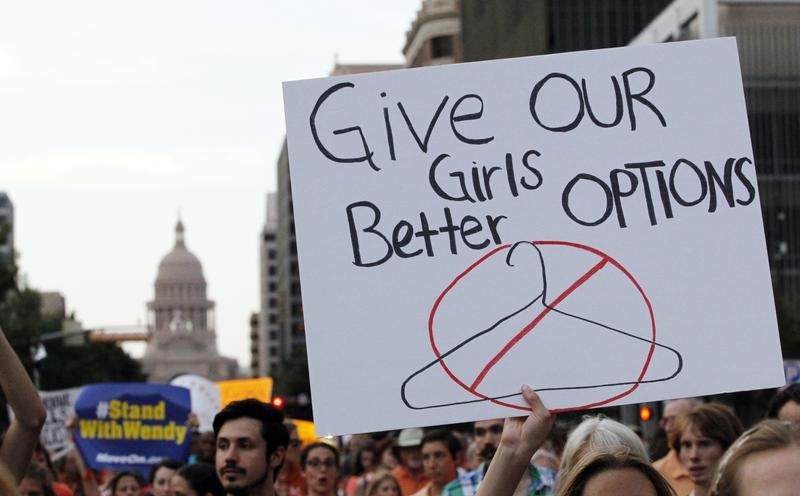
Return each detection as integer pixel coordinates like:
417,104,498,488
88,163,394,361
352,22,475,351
282,38,785,435
9,387,82,458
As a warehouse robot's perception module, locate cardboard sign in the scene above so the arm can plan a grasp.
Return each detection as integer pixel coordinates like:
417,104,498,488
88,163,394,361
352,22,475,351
73,383,191,474
40,388,81,457
282,38,785,435
217,377,274,407
171,374,221,432
8,387,81,459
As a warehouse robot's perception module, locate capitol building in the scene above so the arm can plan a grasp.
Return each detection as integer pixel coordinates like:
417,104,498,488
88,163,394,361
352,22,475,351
141,220,237,382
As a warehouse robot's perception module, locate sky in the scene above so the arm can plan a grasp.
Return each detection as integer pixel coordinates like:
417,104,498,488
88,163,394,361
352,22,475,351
0,0,422,370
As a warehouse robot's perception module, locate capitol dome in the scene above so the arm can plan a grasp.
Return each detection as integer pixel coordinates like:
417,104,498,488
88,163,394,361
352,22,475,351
156,220,206,285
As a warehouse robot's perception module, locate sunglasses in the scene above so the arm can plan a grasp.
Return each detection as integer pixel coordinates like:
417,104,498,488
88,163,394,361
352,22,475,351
474,424,503,437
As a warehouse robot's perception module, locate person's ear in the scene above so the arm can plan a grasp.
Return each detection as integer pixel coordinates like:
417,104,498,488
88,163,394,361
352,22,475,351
270,445,287,468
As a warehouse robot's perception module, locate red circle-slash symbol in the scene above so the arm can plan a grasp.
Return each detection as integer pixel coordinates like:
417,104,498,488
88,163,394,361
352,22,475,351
428,241,657,413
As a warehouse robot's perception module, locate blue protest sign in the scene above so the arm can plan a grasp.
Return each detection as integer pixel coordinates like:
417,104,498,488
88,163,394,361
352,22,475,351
73,383,192,474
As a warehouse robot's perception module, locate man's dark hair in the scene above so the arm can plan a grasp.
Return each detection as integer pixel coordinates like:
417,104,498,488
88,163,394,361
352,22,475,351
213,398,290,458
22,463,56,496
108,471,144,496
766,383,800,418
300,442,340,469
148,458,182,485
420,429,462,458
177,462,225,496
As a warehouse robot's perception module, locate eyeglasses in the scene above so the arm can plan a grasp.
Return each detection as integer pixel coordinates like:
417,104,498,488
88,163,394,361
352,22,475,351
474,424,503,437
306,459,336,469
289,439,300,448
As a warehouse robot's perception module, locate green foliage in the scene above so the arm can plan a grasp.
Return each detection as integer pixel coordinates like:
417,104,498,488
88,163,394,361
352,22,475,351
38,339,145,389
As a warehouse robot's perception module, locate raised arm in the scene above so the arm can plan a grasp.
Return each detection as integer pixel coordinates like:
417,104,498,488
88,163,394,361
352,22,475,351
476,385,554,496
0,326,47,481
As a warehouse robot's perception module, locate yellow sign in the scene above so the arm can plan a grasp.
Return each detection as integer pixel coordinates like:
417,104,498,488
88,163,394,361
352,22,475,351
290,418,317,445
216,377,274,407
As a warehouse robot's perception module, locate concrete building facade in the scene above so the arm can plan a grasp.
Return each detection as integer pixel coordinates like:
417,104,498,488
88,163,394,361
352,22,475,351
404,0,463,67
256,193,280,377
631,0,800,301
460,0,671,61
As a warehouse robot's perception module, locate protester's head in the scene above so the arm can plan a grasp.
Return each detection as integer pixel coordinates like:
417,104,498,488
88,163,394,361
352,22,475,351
213,399,289,494
660,398,701,438
171,463,225,496
30,440,54,473
473,418,504,463
379,444,398,470
148,459,181,496
674,403,743,490
709,419,800,496
284,420,302,465
18,464,52,496
108,471,143,496
300,442,340,496
463,440,480,471
198,431,216,463
0,463,19,496
420,429,460,486
395,428,424,472
766,384,800,422
560,415,648,474
353,442,378,476
555,449,675,496
364,470,401,496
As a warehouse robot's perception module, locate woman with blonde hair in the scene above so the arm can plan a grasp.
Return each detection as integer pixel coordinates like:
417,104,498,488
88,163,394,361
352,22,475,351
363,470,400,496
708,419,800,496
559,415,649,474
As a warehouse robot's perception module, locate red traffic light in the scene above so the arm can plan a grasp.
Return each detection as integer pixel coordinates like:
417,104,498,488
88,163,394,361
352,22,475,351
639,405,653,422
272,396,285,408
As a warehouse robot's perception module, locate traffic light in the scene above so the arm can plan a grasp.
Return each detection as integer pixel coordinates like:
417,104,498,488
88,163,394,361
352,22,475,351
272,396,285,409
639,405,653,422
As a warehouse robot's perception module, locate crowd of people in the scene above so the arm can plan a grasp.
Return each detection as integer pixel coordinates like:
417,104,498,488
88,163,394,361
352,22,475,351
2,324,800,496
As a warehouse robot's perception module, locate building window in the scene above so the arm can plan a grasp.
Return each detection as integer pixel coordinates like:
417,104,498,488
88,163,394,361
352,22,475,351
269,298,277,308
431,36,454,58
270,346,279,357
268,249,277,260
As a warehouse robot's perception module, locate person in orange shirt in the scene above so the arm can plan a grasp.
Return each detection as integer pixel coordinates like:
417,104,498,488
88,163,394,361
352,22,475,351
652,398,701,496
391,429,428,496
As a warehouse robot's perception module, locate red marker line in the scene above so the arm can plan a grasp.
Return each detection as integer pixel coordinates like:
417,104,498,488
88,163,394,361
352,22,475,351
469,257,609,390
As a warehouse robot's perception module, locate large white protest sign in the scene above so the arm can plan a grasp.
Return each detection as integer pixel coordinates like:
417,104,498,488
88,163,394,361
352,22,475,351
283,38,785,435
